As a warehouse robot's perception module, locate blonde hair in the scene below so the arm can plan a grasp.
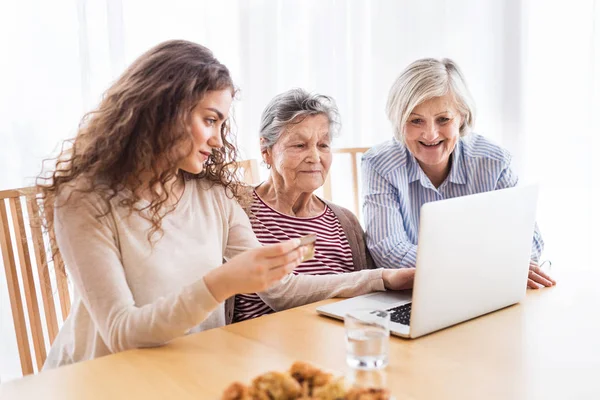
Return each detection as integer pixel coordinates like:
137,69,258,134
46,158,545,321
386,58,476,141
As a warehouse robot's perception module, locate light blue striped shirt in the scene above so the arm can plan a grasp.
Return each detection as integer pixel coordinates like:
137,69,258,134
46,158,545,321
362,133,544,269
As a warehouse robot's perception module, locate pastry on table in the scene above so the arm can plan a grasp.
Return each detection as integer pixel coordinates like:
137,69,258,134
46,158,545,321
221,362,391,400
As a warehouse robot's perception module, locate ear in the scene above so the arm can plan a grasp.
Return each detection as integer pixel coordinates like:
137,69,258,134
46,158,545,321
260,139,271,164
262,149,272,165
459,114,467,135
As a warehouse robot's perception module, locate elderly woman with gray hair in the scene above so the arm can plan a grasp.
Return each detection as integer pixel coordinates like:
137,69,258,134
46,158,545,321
362,58,555,289
234,89,415,322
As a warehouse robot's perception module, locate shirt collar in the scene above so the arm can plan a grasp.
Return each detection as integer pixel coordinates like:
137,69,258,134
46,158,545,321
405,147,422,184
447,139,467,185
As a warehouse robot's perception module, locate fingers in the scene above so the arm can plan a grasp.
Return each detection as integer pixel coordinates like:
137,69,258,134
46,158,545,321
529,264,555,287
383,268,416,291
528,278,541,289
260,239,301,258
267,255,303,281
535,267,556,285
261,246,305,270
529,261,556,284
259,252,304,290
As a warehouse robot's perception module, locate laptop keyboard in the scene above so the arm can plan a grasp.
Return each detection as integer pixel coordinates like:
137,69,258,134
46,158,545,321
387,303,412,325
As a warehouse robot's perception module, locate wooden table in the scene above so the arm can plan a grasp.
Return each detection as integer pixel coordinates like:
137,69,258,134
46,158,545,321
1,267,598,399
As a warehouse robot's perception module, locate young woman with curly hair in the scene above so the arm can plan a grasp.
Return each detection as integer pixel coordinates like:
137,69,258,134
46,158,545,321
38,40,308,369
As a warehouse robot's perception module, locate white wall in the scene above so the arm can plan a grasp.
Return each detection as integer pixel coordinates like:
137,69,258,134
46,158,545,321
0,0,597,381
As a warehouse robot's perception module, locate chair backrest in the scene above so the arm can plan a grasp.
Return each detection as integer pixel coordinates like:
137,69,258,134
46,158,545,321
322,147,370,218
235,159,261,185
0,187,71,376
0,166,259,377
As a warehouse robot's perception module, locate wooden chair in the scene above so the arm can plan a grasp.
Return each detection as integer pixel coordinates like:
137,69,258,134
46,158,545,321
322,147,370,218
0,162,258,376
0,187,71,376
234,159,261,185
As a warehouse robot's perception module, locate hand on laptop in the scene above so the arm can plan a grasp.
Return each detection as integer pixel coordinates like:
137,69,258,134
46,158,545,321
527,261,556,289
382,268,416,291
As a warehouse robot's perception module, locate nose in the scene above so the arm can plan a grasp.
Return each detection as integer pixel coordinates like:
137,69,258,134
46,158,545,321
208,128,224,149
305,144,321,163
421,123,438,141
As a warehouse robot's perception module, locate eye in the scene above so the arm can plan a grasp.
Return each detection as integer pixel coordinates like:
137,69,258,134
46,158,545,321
294,144,305,148
411,118,423,124
319,143,330,149
206,118,217,126
437,117,451,124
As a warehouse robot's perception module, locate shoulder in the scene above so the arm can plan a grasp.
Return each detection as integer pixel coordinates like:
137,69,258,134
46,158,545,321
54,177,112,215
323,200,362,231
461,133,512,167
362,139,409,175
191,179,251,225
192,178,239,206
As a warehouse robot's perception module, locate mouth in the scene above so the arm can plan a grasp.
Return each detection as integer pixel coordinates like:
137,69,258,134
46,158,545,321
300,171,322,174
419,140,443,149
198,150,212,159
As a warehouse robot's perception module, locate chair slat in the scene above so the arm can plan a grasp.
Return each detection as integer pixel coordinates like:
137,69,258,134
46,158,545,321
50,230,71,320
236,159,260,185
350,154,360,217
10,197,47,371
0,199,34,376
26,196,59,343
41,204,71,321
323,175,332,201
322,148,370,214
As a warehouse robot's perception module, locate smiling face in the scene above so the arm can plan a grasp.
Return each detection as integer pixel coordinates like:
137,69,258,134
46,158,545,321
403,94,463,175
176,89,233,174
264,114,332,194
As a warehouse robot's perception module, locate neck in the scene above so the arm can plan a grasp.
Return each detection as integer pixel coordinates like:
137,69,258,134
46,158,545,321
419,158,451,188
256,176,324,217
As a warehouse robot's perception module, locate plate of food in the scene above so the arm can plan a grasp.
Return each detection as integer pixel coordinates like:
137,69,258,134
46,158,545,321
221,361,391,400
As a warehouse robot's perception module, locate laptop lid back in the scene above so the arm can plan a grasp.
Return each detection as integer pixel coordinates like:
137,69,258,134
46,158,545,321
408,185,538,338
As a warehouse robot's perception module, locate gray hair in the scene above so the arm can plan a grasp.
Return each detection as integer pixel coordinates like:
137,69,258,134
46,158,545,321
386,58,476,141
259,88,341,152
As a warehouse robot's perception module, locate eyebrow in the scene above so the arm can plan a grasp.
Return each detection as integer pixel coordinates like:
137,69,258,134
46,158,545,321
204,107,225,120
286,131,330,141
409,111,452,117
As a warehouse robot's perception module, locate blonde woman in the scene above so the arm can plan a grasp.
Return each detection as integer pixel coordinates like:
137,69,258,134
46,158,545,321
363,58,555,289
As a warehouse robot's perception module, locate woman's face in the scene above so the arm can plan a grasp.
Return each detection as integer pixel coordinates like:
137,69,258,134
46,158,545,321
177,89,233,174
403,94,463,173
265,114,332,194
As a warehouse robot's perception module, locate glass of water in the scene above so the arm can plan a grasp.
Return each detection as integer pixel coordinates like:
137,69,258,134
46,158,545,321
345,309,390,370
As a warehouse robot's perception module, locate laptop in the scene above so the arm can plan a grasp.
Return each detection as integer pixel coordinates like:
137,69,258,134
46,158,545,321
317,185,538,338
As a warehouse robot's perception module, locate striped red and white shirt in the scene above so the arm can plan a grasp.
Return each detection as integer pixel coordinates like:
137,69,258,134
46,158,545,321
234,191,354,322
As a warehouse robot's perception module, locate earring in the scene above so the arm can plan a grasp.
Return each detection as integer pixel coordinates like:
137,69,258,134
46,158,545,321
261,158,271,169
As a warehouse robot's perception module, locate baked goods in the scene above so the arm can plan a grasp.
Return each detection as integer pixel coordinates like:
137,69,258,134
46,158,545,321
344,387,391,400
221,362,390,400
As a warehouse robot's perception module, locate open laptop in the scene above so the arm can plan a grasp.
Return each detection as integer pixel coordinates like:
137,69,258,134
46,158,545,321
317,185,538,338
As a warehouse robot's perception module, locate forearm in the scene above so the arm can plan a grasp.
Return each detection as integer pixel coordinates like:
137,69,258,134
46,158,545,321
258,269,385,311
102,278,220,352
368,237,418,269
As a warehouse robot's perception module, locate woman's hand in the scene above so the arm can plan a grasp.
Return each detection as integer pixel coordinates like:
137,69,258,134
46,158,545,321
527,261,556,289
382,268,416,291
204,239,306,302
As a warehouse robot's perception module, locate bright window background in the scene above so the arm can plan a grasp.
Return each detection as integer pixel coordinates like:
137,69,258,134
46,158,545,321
0,0,598,381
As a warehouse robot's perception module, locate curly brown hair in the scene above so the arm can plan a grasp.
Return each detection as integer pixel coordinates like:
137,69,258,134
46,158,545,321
36,40,247,256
